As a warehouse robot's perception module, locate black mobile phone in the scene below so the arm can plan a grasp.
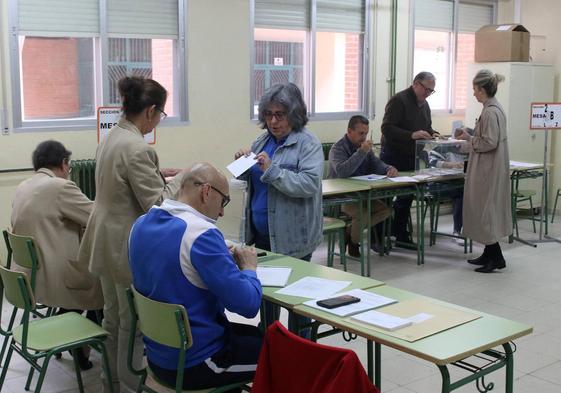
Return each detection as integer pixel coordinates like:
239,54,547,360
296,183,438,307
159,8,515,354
316,295,361,309
257,252,267,257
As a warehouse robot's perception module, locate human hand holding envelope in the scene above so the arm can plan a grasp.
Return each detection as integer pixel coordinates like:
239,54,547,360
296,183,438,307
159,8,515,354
227,152,257,177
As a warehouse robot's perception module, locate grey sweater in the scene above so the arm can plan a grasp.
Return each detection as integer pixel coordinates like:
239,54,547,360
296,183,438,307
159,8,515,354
328,135,389,178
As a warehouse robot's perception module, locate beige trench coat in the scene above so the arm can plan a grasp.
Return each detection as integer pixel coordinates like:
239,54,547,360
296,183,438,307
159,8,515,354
462,97,512,244
11,168,103,310
78,118,182,285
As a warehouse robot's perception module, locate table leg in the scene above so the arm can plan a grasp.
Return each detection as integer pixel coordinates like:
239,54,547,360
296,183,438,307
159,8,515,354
417,186,424,265
438,365,452,393
367,340,373,381
375,342,381,390
366,192,371,277
503,342,513,393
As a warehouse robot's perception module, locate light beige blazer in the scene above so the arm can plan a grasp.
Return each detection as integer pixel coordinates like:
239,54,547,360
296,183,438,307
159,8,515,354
78,118,182,285
11,168,103,310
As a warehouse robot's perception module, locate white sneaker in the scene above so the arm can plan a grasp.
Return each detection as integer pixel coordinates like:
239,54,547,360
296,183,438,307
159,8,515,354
453,231,465,246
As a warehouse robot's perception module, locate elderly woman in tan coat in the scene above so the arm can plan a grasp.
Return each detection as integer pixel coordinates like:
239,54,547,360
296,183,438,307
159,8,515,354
11,140,102,368
456,69,512,273
78,76,183,393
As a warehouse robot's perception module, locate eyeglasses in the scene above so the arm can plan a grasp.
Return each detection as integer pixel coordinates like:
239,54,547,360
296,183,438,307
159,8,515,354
194,182,231,208
156,107,168,120
264,111,287,121
417,81,436,96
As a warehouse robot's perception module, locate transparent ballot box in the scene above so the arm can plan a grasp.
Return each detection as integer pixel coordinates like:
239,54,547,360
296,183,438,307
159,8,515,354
216,179,247,244
415,139,468,176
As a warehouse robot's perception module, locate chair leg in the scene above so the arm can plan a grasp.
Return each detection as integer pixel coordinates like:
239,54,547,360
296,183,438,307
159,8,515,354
0,307,18,365
338,228,347,272
0,340,14,387
24,362,35,390
71,349,85,393
32,355,52,393
529,197,536,233
326,232,334,268
98,341,115,393
551,190,560,223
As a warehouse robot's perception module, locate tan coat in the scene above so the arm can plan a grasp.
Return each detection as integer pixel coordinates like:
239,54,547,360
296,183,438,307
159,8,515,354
462,97,512,244
78,118,182,285
11,168,103,310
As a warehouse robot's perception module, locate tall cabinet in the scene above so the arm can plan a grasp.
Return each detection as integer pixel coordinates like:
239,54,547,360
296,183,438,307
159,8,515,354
465,62,554,164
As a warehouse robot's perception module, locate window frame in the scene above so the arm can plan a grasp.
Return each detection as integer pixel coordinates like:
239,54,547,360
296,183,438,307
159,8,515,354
249,0,372,121
8,0,188,132
411,0,496,115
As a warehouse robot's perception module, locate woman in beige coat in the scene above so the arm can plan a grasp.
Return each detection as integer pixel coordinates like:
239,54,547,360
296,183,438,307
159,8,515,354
11,140,102,368
457,69,512,273
78,76,182,393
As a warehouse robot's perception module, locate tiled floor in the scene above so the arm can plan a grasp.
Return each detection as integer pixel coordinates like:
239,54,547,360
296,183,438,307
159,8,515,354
2,215,560,392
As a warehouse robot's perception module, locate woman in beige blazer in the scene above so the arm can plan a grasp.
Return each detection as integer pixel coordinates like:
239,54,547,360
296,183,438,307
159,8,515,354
78,76,182,393
457,69,511,273
11,140,101,369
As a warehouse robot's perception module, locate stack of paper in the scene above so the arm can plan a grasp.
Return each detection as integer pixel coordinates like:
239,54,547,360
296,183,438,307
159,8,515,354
303,289,397,317
388,176,419,183
274,277,351,299
351,174,387,181
256,267,292,287
351,310,412,331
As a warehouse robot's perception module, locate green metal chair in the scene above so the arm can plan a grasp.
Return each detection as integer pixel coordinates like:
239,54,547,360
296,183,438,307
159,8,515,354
0,266,113,392
126,286,251,393
1,230,56,367
323,216,347,271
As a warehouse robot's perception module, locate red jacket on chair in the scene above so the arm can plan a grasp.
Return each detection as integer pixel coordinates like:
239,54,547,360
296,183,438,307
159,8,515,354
252,321,379,393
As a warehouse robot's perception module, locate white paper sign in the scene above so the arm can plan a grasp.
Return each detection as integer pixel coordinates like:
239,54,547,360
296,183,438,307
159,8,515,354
97,106,156,144
530,103,561,130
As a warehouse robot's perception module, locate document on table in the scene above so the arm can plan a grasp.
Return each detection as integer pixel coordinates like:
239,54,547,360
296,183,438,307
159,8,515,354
226,152,257,177
351,174,387,181
275,277,351,299
303,289,398,317
350,310,412,331
509,160,542,169
256,266,292,287
388,176,419,183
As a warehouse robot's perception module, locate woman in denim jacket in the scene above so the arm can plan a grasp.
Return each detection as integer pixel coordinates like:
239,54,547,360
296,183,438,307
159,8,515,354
235,83,324,260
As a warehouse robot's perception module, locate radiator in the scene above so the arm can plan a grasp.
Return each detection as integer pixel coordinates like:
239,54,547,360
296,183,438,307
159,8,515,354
70,159,96,200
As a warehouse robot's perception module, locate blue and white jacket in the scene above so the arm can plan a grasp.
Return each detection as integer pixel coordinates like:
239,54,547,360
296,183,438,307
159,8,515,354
128,199,262,369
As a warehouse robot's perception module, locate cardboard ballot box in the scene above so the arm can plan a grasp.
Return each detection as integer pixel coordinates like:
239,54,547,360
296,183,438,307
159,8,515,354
475,24,530,62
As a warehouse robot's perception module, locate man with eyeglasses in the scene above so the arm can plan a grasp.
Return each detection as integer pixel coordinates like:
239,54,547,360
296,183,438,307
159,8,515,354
381,71,439,246
128,162,262,391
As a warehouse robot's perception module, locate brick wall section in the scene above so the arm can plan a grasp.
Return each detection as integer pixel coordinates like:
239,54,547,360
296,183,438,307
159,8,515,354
152,40,175,116
21,38,80,119
345,34,360,111
455,33,475,109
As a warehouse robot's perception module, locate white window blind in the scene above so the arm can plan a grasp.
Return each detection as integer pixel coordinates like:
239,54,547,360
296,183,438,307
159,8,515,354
107,0,179,38
18,0,99,36
254,0,308,30
414,0,453,31
316,0,365,33
459,2,493,32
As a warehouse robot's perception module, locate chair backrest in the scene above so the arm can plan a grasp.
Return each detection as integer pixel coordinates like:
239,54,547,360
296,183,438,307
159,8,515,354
129,286,192,350
252,321,379,393
4,231,40,271
0,265,36,312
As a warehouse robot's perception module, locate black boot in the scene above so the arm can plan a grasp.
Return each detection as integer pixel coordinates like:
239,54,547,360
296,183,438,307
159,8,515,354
467,246,489,265
475,243,506,273
371,223,385,254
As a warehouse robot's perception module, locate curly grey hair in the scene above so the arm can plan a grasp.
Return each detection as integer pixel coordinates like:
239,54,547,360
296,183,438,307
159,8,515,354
257,83,308,131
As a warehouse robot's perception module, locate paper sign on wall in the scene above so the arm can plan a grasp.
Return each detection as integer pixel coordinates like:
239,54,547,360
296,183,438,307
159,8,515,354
97,106,156,144
530,102,561,130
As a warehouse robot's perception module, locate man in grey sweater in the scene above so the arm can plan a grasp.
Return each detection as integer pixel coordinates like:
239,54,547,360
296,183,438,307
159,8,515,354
328,115,398,257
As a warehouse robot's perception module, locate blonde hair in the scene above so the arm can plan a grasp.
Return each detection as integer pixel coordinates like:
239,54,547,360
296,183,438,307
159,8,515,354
473,69,505,97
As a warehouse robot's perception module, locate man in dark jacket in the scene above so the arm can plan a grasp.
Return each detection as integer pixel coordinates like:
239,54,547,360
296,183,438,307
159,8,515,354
381,72,439,244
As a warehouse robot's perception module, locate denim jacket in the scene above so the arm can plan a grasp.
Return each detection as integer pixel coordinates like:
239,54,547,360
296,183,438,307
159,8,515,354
241,128,324,258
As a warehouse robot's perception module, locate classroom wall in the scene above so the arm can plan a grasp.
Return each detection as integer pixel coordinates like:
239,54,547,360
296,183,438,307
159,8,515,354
1,0,560,261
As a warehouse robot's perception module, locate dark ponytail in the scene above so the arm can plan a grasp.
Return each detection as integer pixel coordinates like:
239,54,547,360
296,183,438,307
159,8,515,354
118,76,167,117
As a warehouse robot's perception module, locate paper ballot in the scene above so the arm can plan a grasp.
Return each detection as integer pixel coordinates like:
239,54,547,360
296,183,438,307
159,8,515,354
351,174,387,181
388,176,419,183
275,277,351,299
303,289,397,317
351,310,412,331
256,267,292,287
227,153,257,177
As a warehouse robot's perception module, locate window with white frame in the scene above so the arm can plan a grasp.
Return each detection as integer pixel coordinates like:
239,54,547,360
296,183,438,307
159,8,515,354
252,0,369,118
413,0,494,112
9,0,186,130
